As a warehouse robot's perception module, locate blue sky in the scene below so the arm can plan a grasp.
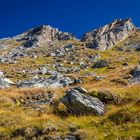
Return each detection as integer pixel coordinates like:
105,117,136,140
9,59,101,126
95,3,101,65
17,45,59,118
0,0,139,38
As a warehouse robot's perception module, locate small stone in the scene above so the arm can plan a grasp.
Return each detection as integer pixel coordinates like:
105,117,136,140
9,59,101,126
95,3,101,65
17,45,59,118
93,60,109,68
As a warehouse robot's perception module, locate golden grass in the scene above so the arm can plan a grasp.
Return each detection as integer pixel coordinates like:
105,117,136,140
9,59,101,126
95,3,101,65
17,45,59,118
0,85,139,139
0,32,140,139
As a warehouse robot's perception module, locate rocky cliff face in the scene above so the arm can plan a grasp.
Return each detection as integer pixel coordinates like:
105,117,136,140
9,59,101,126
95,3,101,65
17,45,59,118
81,18,136,51
15,25,75,48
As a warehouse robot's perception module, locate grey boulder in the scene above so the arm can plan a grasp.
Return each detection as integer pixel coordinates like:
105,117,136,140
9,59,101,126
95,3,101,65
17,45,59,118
131,65,140,84
93,60,109,68
0,72,14,89
61,87,105,115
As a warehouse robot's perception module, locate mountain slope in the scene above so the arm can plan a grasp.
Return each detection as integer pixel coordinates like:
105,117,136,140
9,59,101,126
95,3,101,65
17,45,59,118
0,18,139,140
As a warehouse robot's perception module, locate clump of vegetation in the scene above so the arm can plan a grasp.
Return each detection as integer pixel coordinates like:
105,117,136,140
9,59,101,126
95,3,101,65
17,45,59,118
0,86,139,139
108,106,140,125
111,77,129,86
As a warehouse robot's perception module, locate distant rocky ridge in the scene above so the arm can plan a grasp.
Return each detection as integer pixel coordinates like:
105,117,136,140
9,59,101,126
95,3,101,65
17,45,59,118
14,25,75,48
81,18,136,51
0,18,139,88
0,18,137,51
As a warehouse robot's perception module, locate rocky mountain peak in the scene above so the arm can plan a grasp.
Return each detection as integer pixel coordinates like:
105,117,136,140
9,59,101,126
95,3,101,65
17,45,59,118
15,25,75,48
81,18,136,51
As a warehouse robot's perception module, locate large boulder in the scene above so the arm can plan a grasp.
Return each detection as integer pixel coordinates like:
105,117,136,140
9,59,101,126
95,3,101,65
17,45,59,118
61,87,105,115
0,72,14,89
81,18,136,51
131,65,140,84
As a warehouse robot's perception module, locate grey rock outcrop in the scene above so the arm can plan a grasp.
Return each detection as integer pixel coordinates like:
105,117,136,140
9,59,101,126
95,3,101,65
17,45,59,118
0,45,9,50
61,87,105,115
93,59,109,68
81,18,136,51
130,43,140,51
131,65,140,84
18,74,74,88
16,25,75,48
0,71,14,89
0,56,17,64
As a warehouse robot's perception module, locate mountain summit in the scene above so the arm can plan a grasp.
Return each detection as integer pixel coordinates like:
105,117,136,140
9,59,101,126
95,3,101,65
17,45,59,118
81,18,136,51
11,18,136,51
14,25,75,48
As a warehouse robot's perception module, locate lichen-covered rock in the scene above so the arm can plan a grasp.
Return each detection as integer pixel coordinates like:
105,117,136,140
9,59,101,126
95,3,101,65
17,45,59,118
61,87,105,115
93,59,109,68
131,65,140,84
18,74,74,88
81,18,136,51
16,25,75,48
0,71,14,89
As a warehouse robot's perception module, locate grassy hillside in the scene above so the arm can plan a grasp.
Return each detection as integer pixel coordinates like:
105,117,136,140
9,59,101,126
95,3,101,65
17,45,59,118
0,31,140,140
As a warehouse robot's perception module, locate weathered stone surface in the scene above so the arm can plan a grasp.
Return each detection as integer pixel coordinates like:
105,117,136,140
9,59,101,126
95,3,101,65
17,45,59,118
73,86,88,94
93,60,109,68
62,135,79,140
19,25,75,48
0,45,9,50
83,72,97,77
0,71,14,89
0,47,33,64
81,18,136,51
95,75,107,81
61,87,105,115
0,56,17,64
131,65,140,84
130,43,140,51
18,74,74,88
87,53,101,61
